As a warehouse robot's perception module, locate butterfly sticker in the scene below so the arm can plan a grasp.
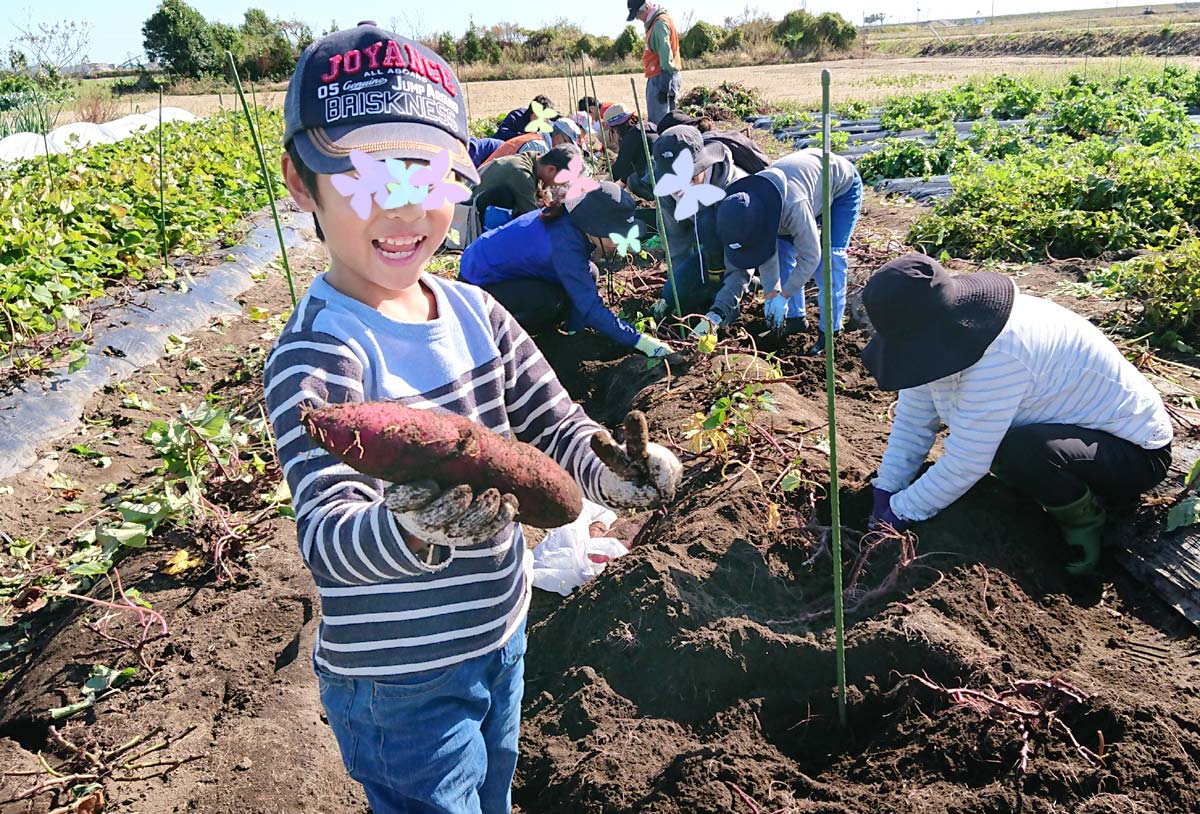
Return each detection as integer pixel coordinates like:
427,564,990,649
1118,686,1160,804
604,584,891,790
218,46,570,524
524,100,559,134
653,150,727,221
330,149,399,219
609,225,641,258
553,154,600,202
383,159,430,209
410,149,471,210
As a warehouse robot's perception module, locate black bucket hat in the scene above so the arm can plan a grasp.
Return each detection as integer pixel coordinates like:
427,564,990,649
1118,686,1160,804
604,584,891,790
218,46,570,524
862,253,1017,391
651,125,727,188
565,181,643,239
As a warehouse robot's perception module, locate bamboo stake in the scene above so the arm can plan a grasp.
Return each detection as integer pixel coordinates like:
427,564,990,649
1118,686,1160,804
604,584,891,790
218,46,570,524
821,69,848,728
587,60,611,179
157,86,167,269
225,50,297,308
629,77,681,321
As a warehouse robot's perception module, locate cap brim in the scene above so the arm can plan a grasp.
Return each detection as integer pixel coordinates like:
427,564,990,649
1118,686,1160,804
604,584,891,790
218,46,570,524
862,272,1016,390
626,9,639,21
293,121,479,185
692,142,727,175
604,113,634,127
721,174,783,270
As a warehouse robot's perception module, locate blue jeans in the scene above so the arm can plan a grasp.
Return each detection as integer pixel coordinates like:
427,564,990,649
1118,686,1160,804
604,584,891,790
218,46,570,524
778,172,864,332
316,621,527,814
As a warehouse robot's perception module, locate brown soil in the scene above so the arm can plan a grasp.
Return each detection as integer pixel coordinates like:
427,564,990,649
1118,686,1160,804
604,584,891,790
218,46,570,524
3,196,1200,814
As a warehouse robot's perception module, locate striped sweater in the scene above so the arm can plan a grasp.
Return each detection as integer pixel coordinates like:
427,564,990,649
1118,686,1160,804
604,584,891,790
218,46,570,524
263,273,607,677
875,293,1173,522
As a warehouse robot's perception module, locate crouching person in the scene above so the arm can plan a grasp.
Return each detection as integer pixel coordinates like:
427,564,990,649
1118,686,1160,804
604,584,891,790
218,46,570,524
460,182,673,359
864,253,1172,574
269,23,682,813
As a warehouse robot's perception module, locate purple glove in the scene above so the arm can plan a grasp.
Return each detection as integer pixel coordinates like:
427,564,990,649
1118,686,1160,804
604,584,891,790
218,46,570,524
870,488,909,532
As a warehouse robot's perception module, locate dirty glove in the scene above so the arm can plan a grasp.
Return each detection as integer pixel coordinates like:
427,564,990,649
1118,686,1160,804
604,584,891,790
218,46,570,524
692,312,721,338
591,411,683,509
635,334,673,358
385,480,519,565
764,294,788,331
651,298,672,320
868,487,909,533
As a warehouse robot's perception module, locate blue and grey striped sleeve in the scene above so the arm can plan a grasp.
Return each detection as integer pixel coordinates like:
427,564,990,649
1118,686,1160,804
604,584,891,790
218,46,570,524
892,351,1033,521
264,330,442,586
485,296,609,504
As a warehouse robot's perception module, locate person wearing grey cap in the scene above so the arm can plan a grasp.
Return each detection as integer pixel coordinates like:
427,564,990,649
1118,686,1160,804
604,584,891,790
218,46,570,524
270,23,682,813
646,125,756,332
460,183,673,358
628,0,682,123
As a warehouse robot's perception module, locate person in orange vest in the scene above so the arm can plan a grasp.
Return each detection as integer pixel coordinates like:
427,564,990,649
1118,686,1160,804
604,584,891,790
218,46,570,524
627,0,682,124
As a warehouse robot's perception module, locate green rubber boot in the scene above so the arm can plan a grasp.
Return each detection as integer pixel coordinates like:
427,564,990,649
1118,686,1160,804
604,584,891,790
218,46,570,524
1044,489,1106,575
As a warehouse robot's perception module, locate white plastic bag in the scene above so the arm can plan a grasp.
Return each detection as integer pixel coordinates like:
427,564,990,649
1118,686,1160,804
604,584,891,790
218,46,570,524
532,500,629,596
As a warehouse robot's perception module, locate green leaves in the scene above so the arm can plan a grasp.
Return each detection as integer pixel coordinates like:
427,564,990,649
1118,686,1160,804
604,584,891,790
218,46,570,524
49,663,136,720
0,110,285,355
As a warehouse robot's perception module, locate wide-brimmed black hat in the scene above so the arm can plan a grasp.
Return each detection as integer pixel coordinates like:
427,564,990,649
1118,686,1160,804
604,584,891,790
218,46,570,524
566,181,643,240
861,253,1017,391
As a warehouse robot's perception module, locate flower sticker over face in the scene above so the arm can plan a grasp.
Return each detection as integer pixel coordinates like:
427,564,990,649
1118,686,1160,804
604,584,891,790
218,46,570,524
609,225,641,257
330,150,398,219
524,100,559,134
553,154,600,202
410,150,471,210
653,150,726,221
383,159,430,209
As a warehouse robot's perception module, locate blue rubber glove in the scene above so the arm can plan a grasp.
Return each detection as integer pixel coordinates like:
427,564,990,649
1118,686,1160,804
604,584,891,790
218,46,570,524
764,295,788,331
869,488,909,532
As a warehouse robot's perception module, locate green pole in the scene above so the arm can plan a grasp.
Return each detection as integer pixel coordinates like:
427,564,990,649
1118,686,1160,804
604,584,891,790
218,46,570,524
158,86,168,269
629,77,681,321
821,69,848,728
586,61,611,179
225,50,297,308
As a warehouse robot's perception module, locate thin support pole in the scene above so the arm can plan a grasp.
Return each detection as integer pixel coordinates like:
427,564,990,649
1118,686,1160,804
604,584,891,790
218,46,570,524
579,54,598,178
158,86,167,269
821,69,848,729
225,50,297,308
587,60,611,178
629,77,681,322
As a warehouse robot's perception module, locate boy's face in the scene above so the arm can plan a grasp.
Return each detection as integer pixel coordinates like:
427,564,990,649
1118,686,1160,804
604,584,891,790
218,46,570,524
282,153,454,304
535,162,561,187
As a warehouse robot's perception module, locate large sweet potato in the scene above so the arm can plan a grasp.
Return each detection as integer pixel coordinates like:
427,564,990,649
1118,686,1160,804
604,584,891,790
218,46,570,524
302,401,583,528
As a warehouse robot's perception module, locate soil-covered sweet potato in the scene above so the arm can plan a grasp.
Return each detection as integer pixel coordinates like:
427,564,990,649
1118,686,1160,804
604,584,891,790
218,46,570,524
302,401,583,528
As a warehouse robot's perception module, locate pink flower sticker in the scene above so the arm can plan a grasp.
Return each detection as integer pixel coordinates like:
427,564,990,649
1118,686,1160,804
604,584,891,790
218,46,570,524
554,154,599,203
330,149,397,219
411,149,471,210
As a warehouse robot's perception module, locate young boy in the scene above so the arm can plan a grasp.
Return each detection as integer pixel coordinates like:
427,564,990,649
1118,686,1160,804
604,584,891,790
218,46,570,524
266,22,682,814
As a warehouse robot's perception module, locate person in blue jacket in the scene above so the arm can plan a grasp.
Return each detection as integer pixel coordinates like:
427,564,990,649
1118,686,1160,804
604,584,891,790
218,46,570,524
492,95,556,142
460,182,673,358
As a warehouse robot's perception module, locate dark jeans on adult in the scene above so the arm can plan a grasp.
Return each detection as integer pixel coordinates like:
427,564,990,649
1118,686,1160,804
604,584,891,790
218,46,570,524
991,423,1172,508
646,72,681,126
481,278,570,337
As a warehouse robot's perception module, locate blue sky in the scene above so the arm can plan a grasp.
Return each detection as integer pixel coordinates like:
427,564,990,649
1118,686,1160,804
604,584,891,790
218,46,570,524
8,0,1142,65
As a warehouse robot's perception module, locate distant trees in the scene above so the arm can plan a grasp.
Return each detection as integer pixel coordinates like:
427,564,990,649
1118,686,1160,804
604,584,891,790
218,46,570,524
142,0,312,79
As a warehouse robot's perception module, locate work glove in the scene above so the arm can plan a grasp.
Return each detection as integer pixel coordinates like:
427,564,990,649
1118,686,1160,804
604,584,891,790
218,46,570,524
591,411,683,509
764,294,788,332
651,298,672,320
692,312,721,338
868,487,909,533
384,480,519,566
635,334,673,358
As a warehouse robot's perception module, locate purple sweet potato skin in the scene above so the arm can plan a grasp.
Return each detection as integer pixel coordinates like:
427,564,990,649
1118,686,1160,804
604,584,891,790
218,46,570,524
302,401,583,528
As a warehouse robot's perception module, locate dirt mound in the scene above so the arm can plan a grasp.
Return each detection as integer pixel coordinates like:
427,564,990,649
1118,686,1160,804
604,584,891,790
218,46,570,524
515,335,1200,814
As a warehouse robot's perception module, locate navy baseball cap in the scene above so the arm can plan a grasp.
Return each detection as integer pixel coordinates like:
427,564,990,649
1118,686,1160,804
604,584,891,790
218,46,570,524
717,174,783,270
284,21,478,184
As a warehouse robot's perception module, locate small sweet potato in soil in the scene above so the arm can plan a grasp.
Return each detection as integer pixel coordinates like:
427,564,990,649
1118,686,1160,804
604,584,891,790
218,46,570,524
302,401,583,528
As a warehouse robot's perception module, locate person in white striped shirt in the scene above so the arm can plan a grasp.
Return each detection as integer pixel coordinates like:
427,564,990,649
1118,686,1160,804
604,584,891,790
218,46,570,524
268,23,682,814
862,253,1173,574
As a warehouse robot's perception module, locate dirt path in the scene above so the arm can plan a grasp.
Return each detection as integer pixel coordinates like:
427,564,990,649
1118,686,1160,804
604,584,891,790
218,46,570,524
119,55,1200,125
